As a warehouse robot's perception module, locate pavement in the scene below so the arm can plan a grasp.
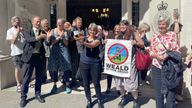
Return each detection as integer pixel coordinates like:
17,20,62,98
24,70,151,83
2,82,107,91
0,75,192,108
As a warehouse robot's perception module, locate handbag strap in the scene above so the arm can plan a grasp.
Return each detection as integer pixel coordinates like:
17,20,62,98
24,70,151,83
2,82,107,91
157,36,169,51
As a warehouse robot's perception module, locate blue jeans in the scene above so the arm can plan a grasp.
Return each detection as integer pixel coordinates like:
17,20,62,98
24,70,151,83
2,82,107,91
151,65,176,108
79,61,102,100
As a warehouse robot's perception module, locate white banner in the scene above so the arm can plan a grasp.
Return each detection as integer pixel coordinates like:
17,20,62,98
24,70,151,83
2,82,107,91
104,39,132,78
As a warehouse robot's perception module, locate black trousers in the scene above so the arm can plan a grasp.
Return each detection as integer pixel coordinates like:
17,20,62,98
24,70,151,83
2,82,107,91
41,56,47,82
51,70,71,86
107,75,112,90
21,54,43,100
80,61,102,100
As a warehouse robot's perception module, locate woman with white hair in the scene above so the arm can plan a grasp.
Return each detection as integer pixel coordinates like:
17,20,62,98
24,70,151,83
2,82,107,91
149,13,180,108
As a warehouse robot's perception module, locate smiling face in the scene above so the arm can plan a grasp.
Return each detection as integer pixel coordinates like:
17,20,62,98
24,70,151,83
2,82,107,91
57,19,64,30
114,25,120,35
32,17,40,29
76,19,82,29
41,20,49,31
120,23,127,33
12,18,21,27
158,20,168,34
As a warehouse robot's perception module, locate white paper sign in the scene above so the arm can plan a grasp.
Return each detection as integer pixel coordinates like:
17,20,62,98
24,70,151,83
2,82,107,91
104,39,132,78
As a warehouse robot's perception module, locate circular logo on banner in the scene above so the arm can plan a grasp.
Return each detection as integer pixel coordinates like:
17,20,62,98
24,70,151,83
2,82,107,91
107,43,129,64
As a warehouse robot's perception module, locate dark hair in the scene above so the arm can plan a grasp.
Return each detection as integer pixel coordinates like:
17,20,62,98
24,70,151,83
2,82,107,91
120,20,130,26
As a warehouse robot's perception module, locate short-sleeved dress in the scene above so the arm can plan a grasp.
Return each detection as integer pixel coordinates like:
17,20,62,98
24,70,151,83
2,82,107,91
114,33,138,92
48,29,72,72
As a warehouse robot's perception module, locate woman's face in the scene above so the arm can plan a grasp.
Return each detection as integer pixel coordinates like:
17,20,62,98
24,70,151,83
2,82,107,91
88,28,97,36
114,25,121,35
64,23,70,30
158,20,168,34
57,20,64,30
120,23,127,32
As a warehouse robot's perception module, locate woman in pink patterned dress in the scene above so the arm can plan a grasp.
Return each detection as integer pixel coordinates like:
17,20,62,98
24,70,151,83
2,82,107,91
149,15,179,108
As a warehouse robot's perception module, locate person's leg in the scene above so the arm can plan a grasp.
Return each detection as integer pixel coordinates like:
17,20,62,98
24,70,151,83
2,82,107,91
175,78,184,101
63,70,72,93
106,75,112,94
118,85,127,108
151,66,164,108
80,62,92,107
21,61,34,100
41,56,47,83
15,67,22,92
141,69,148,81
90,63,104,108
34,55,43,96
166,89,176,108
50,71,58,94
90,63,102,99
12,55,23,92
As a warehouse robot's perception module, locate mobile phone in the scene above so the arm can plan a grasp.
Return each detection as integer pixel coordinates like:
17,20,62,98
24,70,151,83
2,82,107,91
73,30,79,37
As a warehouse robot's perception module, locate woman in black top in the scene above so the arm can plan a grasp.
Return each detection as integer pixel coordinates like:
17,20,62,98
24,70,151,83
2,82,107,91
77,23,104,108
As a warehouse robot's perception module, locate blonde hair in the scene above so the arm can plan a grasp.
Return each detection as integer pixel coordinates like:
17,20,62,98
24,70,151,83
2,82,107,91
88,23,97,33
64,21,72,30
138,23,150,32
11,16,20,23
75,17,82,22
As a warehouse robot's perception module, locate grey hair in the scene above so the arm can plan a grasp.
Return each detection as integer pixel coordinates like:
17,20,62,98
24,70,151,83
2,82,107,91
75,17,82,22
32,16,40,22
41,18,48,24
158,14,171,26
11,16,20,23
57,18,65,23
88,23,97,32
138,23,150,32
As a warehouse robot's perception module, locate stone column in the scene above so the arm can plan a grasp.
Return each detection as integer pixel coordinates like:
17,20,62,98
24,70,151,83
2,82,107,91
180,0,192,100
0,0,9,54
57,0,66,20
121,0,132,24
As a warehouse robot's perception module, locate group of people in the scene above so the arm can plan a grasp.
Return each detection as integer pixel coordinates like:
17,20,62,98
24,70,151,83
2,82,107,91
6,9,189,108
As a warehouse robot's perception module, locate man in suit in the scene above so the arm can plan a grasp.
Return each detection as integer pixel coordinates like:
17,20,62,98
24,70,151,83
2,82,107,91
20,16,47,107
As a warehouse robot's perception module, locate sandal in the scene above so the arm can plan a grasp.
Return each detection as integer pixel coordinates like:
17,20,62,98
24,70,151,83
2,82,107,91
17,85,21,93
29,84,35,88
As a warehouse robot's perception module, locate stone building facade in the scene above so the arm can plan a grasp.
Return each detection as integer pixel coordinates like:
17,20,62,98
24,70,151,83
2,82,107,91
0,0,191,99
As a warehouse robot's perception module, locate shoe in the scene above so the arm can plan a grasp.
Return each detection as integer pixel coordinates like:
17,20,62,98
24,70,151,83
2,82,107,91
86,100,92,108
105,89,111,94
64,87,72,94
98,100,104,108
133,99,140,108
20,99,27,107
118,96,126,108
35,95,45,103
50,85,57,94
175,94,183,102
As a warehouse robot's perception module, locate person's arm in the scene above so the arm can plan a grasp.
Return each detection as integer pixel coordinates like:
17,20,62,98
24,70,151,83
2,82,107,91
82,39,100,48
7,27,21,44
133,31,144,48
174,21,180,34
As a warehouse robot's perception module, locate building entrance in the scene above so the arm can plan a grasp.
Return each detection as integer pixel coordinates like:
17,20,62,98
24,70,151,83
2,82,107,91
67,0,121,29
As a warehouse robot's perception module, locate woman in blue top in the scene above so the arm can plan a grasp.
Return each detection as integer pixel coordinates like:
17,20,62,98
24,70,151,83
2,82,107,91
48,18,72,94
77,23,104,108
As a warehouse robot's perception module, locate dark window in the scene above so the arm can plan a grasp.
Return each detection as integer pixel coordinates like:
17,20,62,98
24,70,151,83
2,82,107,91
132,2,139,27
